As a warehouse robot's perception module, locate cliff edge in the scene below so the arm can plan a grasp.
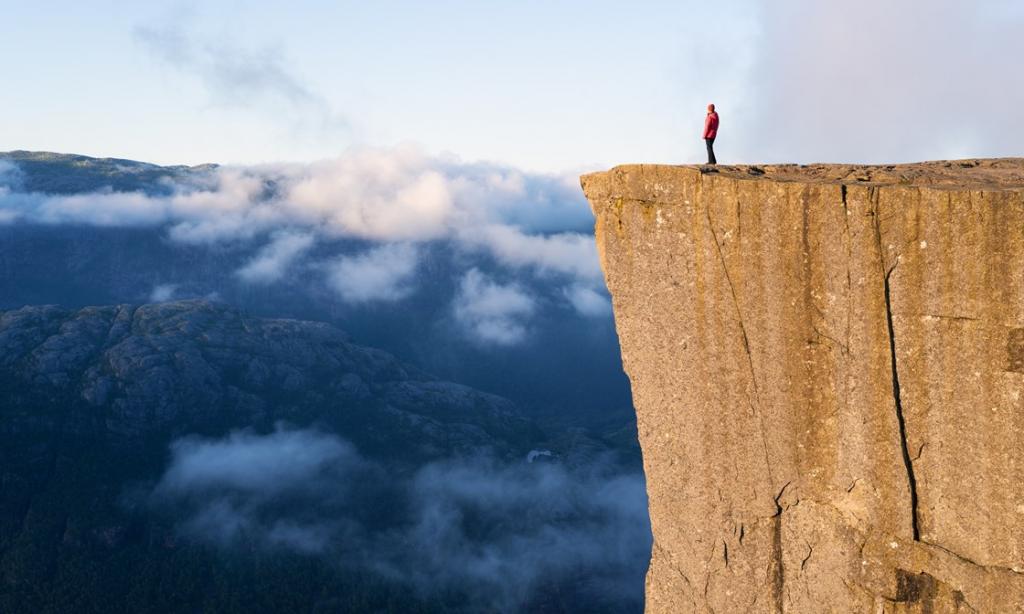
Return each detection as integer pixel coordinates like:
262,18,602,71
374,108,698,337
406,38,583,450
582,159,1024,612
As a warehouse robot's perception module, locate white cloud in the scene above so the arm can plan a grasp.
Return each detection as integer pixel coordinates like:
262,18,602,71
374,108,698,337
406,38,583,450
150,284,178,302
0,147,612,321
0,147,591,248
563,284,612,317
440,160,592,234
453,269,536,346
283,147,457,241
156,427,361,497
236,231,315,283
36,190,170,227
325,243,420,304
152,426,367,553
460,224,602,282
8,167,272,238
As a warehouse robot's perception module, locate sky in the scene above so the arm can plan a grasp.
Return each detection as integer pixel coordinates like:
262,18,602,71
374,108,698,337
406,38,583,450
1,1,1022,170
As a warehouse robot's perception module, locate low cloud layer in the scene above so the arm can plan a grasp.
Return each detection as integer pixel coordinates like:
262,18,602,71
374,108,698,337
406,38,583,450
453,269,536,346
150,427,650,611
152,428,375,554
236,231,315,284
0,147,591,247
459,223,602,283
0,147,608,340
325,243,420,304
149,284,179,303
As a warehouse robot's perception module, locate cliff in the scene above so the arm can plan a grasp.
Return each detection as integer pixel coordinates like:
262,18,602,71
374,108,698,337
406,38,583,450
582,159,1024,612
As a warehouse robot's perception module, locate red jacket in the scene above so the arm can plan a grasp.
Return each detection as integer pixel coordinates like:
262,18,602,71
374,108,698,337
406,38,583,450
703,112,719,139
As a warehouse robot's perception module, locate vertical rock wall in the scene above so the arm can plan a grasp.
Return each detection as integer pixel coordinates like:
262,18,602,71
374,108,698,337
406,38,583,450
582,162,1024,613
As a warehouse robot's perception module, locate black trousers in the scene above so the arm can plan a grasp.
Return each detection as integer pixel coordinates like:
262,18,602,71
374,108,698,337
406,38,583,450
705,137,717,165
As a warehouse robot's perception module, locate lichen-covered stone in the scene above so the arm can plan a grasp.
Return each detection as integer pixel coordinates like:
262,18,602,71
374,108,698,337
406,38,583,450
582,160,1024,612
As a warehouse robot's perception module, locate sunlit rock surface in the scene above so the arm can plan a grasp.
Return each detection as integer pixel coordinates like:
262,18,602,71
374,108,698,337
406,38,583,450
582,160,1024,612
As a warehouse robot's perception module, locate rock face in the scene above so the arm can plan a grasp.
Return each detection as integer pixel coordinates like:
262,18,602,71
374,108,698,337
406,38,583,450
582,160,1024,612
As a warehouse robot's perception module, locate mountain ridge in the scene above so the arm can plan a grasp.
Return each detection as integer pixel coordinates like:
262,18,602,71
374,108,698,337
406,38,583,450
0,150,217,195
0,298,539,455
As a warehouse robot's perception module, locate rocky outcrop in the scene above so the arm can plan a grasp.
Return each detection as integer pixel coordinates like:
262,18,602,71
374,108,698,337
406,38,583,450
582,160,1024,612
0,300,540,458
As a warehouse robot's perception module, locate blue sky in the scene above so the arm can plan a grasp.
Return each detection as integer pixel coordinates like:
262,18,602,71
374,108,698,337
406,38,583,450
1,1,1021,169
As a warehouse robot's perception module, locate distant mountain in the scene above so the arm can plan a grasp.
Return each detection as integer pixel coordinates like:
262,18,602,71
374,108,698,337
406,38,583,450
0,300,540,456
0,151,216,195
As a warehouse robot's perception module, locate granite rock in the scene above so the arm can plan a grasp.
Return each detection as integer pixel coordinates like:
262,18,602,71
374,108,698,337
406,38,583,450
582,159,1024,612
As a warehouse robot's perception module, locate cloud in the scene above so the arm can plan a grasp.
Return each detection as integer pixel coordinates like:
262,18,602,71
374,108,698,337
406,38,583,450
324,243,420,304
236,231,315,283
155,427,364,498
1,166,271,238
563,284,612,317
0,161,24,191
150,427,650,611
35,190,171,227
738,0,1024,163
134,19,346,137
0,147,592,247
0,165,25,224
283,147,457,241
376,455,650,610
437,159,593,234
452,269,536,346
459,224,602,282
151,426,373,552
162,168,282,243
0,147,611,321
149,284,179,303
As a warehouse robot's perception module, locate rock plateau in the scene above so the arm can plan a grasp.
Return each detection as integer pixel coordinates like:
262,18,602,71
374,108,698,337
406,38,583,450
582,159,1024,612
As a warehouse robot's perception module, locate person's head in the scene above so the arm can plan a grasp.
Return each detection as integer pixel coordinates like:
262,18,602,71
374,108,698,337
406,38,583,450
707,103,716,113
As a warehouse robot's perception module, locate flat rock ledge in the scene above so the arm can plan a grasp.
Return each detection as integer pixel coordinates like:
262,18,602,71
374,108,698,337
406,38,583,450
582,159,1024,613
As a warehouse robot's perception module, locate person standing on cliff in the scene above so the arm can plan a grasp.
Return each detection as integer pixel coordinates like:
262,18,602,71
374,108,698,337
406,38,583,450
703,104,719,165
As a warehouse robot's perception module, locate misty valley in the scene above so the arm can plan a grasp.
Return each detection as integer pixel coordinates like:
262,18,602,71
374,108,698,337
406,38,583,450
0,152,650,613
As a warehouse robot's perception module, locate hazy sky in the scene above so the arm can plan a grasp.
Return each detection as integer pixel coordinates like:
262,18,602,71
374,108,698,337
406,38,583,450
2,1,1021,169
